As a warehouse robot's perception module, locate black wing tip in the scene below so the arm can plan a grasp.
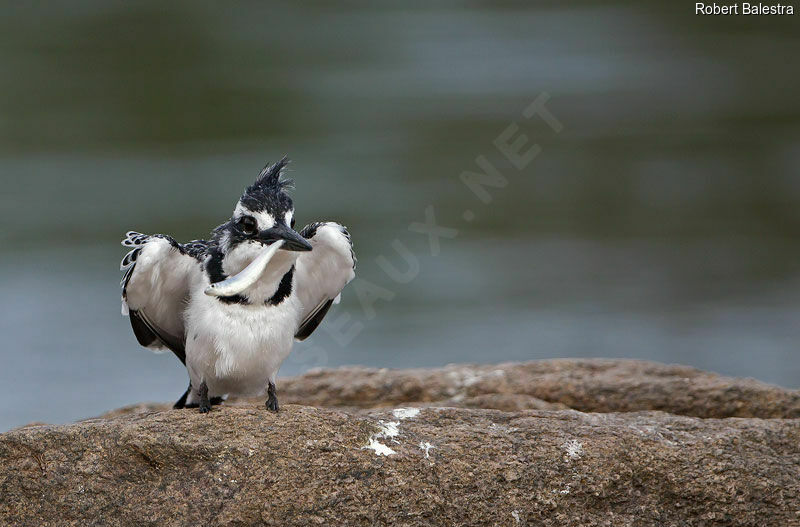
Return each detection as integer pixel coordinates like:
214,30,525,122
295,298,335,341
129,309,187,365
129,310,159,348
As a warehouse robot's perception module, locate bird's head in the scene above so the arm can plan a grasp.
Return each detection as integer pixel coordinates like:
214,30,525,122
212,157,312,259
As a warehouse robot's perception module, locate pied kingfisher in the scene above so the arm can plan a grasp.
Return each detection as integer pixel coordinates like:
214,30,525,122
119,157,356,413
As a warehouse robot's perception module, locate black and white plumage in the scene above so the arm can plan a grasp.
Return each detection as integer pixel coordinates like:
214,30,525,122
119,158,356,412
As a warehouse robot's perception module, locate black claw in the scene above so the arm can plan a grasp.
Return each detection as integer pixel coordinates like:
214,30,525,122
198,381,211,414
266,381,279,412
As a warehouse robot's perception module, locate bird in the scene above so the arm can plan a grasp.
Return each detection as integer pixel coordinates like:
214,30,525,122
119,157,356,413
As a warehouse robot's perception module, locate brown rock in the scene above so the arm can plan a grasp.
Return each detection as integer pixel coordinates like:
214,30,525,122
1,359,798,526
101,359,799,419
275,359,800,418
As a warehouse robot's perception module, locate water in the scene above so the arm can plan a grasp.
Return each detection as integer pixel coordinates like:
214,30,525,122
1,2,799,431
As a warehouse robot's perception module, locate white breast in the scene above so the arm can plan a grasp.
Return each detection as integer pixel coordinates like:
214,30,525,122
183,254,303,398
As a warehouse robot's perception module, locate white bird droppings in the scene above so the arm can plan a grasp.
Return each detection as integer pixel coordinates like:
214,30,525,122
418,441,434,459
363,409,423,457
364,420,401,456
393,407,420,420
381,421,400,441
563,439,583,461
512,510,521,524
366,438,397,456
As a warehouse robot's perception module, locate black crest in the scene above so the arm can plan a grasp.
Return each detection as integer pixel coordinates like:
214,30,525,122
240,157,294,213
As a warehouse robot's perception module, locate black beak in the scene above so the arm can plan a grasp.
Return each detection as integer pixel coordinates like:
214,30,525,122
259,225,312,252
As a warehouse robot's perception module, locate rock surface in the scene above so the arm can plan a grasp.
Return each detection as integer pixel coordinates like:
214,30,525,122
1,359,799,526
273,359,800,418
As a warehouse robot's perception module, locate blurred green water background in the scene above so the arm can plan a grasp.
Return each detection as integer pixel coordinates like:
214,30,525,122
1,1,799,430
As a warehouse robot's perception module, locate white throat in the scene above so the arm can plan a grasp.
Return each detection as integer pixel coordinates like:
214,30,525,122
205,241,299,301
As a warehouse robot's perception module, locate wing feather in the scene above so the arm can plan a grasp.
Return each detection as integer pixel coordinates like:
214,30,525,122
294,222,356,340
120,232,205,363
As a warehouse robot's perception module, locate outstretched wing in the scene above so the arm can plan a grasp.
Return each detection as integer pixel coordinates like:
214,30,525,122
294,222,356,340
120,231,206,364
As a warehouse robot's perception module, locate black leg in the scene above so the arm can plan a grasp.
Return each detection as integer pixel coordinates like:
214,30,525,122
266,381,279,412
198,381,211,413
173,384,191,409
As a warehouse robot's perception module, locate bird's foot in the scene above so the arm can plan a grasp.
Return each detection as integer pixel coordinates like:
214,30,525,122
266,381,279,412
175,383,225,410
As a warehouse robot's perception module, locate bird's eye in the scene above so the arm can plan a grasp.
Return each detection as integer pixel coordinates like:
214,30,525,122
238,216,257,235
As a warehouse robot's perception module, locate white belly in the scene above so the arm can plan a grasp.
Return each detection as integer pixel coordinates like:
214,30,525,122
184,282,302,397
